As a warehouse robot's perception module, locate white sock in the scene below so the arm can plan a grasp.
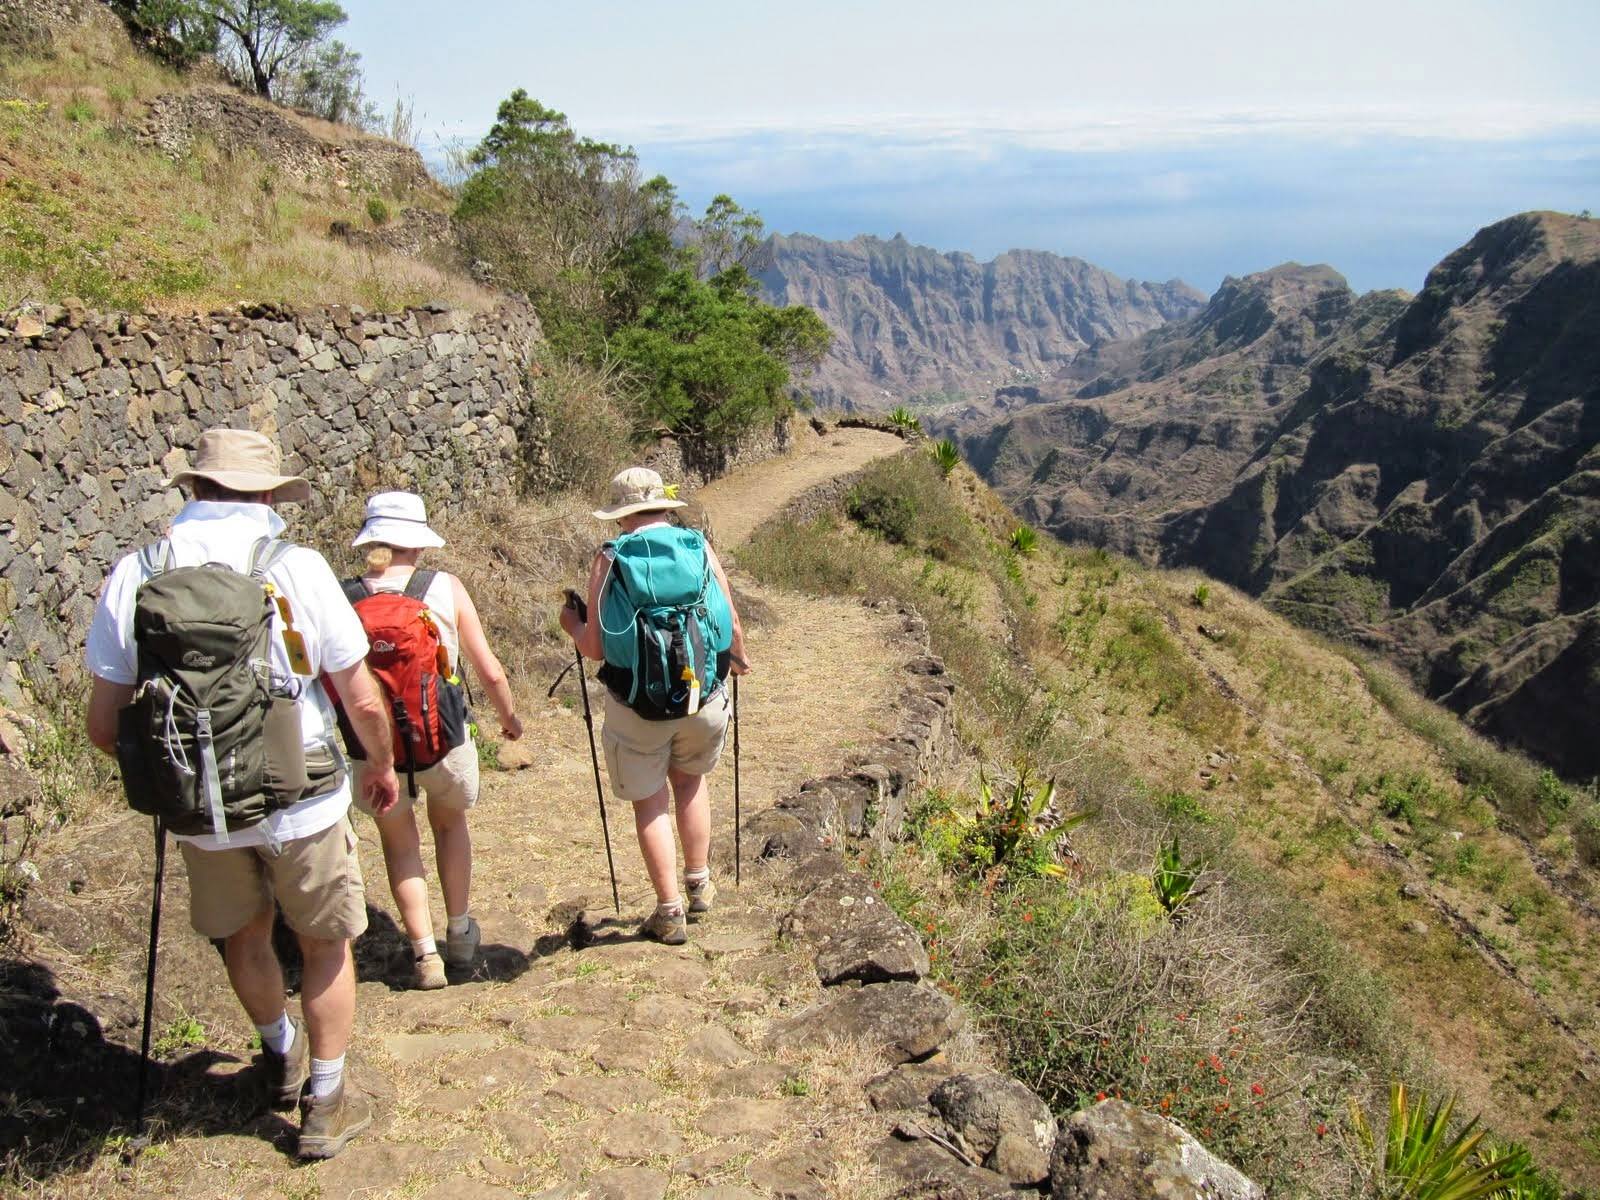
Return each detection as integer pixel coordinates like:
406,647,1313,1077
256,1012,294,1056
656,898,684,918
309,1054,345,1100
412,935,438,959
447,912,471,937
685,867,710,888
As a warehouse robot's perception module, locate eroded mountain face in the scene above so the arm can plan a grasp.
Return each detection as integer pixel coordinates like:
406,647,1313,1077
757,232,1205,412
950,213,1600,776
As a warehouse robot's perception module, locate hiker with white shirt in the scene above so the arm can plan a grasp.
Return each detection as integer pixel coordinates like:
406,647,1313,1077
84,428,397,1161
340,492,523,990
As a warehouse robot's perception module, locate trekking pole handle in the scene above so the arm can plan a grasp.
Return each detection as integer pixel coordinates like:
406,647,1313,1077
563,589,589,623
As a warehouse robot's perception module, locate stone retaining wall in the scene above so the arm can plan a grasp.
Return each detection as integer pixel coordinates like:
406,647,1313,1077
0,298,542,692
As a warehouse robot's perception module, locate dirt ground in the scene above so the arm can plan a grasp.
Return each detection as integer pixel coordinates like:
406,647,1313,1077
9,431,914,1199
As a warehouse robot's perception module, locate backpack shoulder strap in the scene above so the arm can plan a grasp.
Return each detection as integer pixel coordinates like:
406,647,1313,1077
403,568,438,603
137,539,175,579
341,577,371,606
248,537,296,581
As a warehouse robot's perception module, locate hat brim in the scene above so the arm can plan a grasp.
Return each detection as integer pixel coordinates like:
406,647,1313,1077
166,467,311,504
592,498,687,522
352,518,447,550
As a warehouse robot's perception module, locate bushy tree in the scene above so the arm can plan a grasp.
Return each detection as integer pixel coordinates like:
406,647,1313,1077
112,1,348,99
276,38,376,127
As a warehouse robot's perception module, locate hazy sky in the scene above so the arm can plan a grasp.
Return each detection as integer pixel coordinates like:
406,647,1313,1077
341,1,1600,293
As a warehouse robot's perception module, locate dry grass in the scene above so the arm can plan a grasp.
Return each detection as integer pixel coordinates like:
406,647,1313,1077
0,14,490,313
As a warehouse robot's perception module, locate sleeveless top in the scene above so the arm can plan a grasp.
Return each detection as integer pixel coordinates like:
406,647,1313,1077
361,567,460,670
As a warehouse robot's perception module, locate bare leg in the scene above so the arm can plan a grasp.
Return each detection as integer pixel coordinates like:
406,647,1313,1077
224,903,287,1025
373,806,435,945
297,934,355,1062
632,785,679,903
668,767,710,873
427,802,472,918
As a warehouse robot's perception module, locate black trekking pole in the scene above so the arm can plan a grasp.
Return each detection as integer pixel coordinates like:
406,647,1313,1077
732,667,743,888
556,591,620,914
132,816,166,1147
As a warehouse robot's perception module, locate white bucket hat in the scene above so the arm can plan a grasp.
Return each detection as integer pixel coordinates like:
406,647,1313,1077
592,467,686,522
351,491,446,549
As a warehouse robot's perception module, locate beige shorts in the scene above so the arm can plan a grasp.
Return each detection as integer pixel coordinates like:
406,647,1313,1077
180,817,368,942
353,739,480,817
602,688,731,803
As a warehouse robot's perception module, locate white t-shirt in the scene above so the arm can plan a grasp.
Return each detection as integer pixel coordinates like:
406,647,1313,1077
86,501,371,850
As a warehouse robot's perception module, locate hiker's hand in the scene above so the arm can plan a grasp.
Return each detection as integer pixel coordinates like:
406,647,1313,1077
558,603,580,640
500,712,523,740
729,654,751,676
366,765,401,816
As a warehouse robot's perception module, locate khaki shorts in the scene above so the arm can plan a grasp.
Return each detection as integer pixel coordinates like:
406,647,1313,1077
602,688,731,803
180,817,368,941
353,739,480,817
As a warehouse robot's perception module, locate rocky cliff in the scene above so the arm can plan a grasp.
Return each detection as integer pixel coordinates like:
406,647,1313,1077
953,212,1600,778
757,233,1205,412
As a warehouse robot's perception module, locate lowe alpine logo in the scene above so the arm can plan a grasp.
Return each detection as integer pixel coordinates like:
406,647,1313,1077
372,639,398,654
181,650,217,669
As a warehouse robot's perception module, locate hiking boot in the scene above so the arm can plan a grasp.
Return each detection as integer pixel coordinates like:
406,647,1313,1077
686,876,717,915
444,916,480,968
261,1018,309,1111
638,907,688,945
414,951,447,990
297,1076,373,1161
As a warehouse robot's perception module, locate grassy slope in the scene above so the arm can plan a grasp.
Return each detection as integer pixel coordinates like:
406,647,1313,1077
0,13,491,313
740,450,1600,1195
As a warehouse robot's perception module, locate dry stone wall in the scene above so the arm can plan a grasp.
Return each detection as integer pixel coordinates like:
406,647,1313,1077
0,298,542,692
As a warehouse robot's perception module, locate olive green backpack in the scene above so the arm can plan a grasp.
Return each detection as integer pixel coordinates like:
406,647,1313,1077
115,537,322,840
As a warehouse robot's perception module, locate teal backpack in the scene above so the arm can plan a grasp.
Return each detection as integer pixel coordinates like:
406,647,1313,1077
598,525,733,720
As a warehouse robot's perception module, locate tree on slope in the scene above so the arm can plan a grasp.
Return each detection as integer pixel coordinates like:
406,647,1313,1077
203,0,347,98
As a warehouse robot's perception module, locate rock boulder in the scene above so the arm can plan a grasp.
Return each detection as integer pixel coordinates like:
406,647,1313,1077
1051,1099,1263,1200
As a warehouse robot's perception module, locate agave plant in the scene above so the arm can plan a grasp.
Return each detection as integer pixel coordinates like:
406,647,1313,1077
944,770,1094,882
1152,835,1201,915
1009,524,1039,556
1351,1084,1541,1200
888,405,923,435
931,438,961,476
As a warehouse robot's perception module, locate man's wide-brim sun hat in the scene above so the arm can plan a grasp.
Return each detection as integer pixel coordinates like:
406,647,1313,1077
352,491,447,549
164,428,312,503
593,467,686,521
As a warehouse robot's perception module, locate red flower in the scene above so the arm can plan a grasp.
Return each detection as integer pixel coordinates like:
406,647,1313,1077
1250,1083,1265,1096
1315,1122,1328,1138
1207,1055,1223,1071
1022,911,1034,923
1218,1076,1229,1087
1096,1091,1107,1101
1139,1055,1150,1064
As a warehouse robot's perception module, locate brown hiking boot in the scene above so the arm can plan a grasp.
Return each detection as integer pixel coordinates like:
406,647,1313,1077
686,876,717,916
260,1018,309,1111
297,1076,373,1160
414,951,447,990
638,907,688,945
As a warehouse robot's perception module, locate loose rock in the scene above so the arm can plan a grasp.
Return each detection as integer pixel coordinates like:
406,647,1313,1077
1051,1099,1264,1199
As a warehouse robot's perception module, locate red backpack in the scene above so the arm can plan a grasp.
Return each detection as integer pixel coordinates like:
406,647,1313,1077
336,570,468,797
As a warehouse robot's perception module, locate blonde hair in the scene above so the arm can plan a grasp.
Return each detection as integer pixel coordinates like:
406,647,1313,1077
364,544,395,573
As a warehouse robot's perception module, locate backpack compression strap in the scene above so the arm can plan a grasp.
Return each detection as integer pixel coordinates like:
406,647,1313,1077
341,577,371,606
136,539,175,579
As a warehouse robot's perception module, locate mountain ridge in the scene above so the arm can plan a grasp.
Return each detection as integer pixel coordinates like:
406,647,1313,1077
947,211,1600,777
758,231,1205,411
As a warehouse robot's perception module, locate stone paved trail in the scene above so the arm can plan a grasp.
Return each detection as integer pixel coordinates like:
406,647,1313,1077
108,430,911,1199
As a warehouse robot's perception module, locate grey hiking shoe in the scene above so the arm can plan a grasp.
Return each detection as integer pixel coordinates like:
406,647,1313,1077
297,1076,373,1160
261,1018,309,1111
686,876,717,915
444,916,480,967
414,951,447,990
639,907,688,945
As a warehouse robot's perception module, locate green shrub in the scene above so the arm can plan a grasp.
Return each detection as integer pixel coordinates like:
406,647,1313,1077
1008,525,1039,556
844,454,983,565
1351,1083,1542,1200
1153,835,1202,915
1192,581,1211,608
1573,803,1600,868
847,479,917,545
915,772,1091,886
62,94,95,124
366,195,390,225
931,438,960,476
888,405,923,435
1533,769,1572,815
